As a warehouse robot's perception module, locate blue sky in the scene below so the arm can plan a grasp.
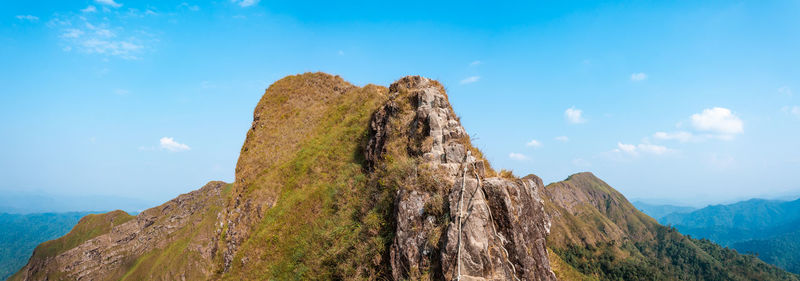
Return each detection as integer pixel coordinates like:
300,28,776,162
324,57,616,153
1,0,799,209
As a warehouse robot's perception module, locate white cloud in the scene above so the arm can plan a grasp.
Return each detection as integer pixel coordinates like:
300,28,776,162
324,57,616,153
630,72,647,81
232,0,260,7
778,86,792,97
638,143,669,155
691,107,743,136
82,38,143,59
783,106,800,118
565,107,586,124
95,0,122,8
460,76,480,84
615,142,670,156
16,15,39,21
61,29,84,38
114,89,129,95
470,60,482,66
160,137,190,152
52,7,153,60
554,136,569,142
616,142,637,154
81,5,97,13
509,153,528,161
180,2,200,11
94,28,115,38
653,131,693,142
526,139,542,147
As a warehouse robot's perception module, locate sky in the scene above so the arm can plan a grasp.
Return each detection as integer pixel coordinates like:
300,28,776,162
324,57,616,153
1,0,799,210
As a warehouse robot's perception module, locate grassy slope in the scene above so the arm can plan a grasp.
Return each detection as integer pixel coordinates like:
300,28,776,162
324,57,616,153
8,210,134,281
223,74,493,280
222,74,395,280
31,210,134,259
117,183,233,281
9,182,231,281
544,172,799,281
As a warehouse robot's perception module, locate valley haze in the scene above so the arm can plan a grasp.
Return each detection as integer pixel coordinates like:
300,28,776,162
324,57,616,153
2,0,800,209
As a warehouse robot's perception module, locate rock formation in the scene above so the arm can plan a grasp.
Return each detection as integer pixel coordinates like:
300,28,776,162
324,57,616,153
11,181,228,281
13,73,800,281
366,76,555,280
9,73,554,280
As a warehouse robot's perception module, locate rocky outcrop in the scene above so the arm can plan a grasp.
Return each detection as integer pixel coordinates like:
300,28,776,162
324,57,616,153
13,73,557,281
12,181,228,281
367,76,556,280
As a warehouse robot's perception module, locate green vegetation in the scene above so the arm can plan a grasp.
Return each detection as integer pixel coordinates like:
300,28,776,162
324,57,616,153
734,231,800,274
0,212,90,280
7,210,134,281
118,183,233,280
632,201,696,221
661,198,800,245
32,210,133,259
544,172,799,281
10,74,799,280
222,78,396,280
659,197,800,273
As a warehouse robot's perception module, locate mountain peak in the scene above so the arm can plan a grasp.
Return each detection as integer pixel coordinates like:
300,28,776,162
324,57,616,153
12,74,798,281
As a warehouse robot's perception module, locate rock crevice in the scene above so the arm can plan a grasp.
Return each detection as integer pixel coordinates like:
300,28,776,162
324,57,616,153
367,76,556,280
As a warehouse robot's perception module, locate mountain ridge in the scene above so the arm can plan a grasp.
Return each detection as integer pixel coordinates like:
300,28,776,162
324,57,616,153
10,73,798,281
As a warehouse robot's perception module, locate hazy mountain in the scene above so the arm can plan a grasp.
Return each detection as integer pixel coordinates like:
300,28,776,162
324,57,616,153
0,212,90,280
660,198,800,246
11,74,798,280
734,231,800,274
0,192,155,214
659,197,800,274
543,172,796,281
632,201,697,220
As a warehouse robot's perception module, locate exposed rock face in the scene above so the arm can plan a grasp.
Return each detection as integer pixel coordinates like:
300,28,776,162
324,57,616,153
13,73,557,281
367,76,556,280
13,181,227,281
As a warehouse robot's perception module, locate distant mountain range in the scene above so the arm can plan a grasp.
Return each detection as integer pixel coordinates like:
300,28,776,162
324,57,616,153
10,74,798,281
632,201,696,220
0,212,91,280
655,197,800,274
0,192,155,214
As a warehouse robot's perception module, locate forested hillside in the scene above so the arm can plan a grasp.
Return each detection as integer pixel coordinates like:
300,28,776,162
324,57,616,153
0,212,90,280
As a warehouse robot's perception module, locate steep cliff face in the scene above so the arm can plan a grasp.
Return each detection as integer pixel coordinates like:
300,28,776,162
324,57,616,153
21,73,795,281
10,181,230,281
365,76,555,280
